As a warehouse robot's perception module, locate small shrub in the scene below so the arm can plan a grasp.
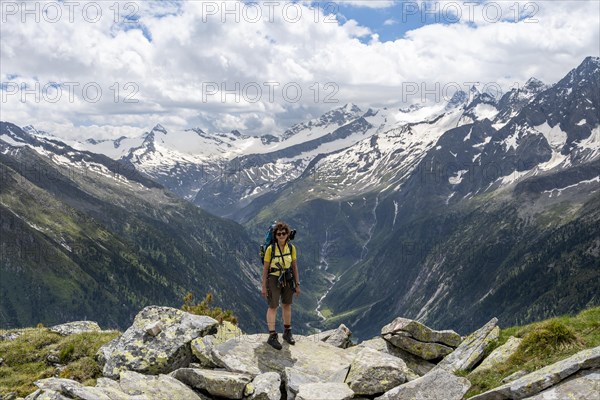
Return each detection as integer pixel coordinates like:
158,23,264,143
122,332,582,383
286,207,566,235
182,292,238,325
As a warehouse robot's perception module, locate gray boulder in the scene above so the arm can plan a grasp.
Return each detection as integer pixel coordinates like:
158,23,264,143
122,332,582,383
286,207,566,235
24,389,70,400
99,306,218,378
382,317,462,347
383,334,454,360
352,337,434,377
49,321,102,336
296,382,354,400
473,336,522,374
344,347,409,395
435,318,499,373
471,345,600,399
375,368,471,400
285,367,322,399
170,368,252,399
306,324,353,349
523,368,600,399
247,372,282,400
190,321,243,367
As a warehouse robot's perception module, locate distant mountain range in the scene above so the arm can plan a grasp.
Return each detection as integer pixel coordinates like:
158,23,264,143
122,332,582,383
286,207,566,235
1,56,598,339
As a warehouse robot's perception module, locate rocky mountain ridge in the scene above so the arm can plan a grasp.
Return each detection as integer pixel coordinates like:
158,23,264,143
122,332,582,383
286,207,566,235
4,306,599,400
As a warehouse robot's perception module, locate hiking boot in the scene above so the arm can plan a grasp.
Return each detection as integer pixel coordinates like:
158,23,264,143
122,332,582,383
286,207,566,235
267,333,282,350
283,329,296,345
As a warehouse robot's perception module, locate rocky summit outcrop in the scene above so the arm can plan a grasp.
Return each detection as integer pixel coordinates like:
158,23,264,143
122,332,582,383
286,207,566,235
17,308,600,400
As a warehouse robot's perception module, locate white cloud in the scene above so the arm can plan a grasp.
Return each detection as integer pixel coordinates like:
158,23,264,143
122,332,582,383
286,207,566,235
0,0,598,140
383,18,397,26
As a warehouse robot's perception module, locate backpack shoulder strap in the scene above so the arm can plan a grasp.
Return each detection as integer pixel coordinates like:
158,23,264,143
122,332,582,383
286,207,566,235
269,242,276,266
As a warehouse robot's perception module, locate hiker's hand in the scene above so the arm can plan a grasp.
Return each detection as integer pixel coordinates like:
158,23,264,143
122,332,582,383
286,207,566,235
261,286,267,299
295,286,301,297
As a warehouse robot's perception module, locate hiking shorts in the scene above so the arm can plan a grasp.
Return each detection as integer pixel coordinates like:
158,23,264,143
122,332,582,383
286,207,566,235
266,275,294,308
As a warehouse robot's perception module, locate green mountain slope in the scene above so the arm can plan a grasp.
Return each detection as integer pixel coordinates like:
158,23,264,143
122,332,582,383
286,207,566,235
0,140,265,332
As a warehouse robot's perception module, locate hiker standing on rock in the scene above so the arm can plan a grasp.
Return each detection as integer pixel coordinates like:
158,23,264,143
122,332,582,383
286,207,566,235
261,221,301,350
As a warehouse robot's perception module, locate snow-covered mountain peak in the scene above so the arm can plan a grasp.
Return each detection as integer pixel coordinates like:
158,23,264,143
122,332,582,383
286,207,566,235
446,90,469,110
523,77,546,92
281,103,363,141
22,125,52,137
151,124,168,135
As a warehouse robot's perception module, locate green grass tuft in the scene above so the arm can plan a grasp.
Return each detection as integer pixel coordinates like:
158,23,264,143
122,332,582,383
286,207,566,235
0,328,119,397
464,306,600,398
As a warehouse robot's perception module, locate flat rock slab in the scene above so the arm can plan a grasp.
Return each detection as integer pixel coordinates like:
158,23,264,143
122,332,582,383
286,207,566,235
211,334,353,379
30,373,201,400
119,370,206,399
523,369,600,400
375,368,471,400
435,318,499,373
471,345,600,400
49,321,102,336
296,382,354,400
170,368,252,399
381,317,462,347
100,306,218,378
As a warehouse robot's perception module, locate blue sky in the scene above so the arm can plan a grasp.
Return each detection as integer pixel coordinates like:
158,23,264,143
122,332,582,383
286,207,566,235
334,1,446,41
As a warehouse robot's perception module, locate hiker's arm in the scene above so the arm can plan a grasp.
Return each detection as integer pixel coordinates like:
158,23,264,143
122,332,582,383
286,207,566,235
261,261,269,298
292,260,300,295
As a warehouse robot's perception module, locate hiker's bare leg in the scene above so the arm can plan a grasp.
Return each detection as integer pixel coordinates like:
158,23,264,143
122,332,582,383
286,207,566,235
282,303,292,326
267,307,277,331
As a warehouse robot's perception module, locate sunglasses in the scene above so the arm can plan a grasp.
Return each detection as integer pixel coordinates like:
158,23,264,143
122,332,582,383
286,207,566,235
276,231,288,236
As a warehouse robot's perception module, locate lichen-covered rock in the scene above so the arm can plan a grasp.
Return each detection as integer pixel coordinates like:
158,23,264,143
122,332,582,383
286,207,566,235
470,346,600,400
247,372,282,400
381,318,462,348
119,370,205,399
435,318,499,373
99,306,218,378
170,368,252,399
96,337,120,367
211,333,352,379
306,324,353,349
523,369,600,400
344,347,409,395
375,368,471,400
49,321,102,336
191,321,242,367
473,336,522,374
296,382,354,400
383,334,455,360
351,337,434,377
